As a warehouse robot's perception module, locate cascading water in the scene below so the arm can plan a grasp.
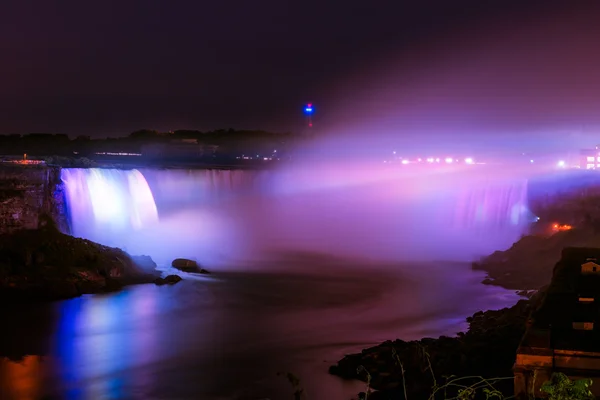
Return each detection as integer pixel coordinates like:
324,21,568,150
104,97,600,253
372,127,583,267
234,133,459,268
453,179,531,228
61,168,159,248
60,165,534,267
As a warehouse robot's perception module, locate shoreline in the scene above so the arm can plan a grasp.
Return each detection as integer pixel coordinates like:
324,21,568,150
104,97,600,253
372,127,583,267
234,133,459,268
328,225,576,399
0,218,585,398
0,221,180,302
329,292,541,400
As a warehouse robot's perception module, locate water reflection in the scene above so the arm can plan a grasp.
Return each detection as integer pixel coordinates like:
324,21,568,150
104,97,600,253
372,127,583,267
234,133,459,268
52,290,159,400
0,356,44,400
0,258,520,400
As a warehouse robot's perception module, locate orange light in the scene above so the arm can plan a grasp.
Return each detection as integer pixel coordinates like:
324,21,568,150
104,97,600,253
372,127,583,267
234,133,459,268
552,223,572,232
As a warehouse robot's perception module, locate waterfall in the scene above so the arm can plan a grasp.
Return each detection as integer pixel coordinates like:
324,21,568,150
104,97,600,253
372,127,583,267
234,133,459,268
61,168,159,247
453,179,531,229
60,166,536,266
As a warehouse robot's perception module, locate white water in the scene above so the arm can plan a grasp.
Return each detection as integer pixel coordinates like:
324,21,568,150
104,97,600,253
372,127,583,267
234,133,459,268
61,165,531,267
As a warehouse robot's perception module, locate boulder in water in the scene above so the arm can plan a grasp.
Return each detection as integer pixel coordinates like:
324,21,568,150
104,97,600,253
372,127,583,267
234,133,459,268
171,258,209,273
154,275,183,285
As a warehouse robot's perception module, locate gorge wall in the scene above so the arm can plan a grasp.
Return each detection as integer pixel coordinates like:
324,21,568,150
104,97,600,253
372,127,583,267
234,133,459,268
0,164,68,234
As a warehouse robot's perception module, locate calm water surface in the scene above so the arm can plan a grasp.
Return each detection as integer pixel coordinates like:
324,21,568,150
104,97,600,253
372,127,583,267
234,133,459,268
0,256,519,400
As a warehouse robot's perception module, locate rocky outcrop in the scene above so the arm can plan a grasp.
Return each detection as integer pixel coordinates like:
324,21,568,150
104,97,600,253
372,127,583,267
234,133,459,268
330,293,545,400
473,228,600,290
473,183,600,290
0,164,67,234
0,220,166,301
171,258,209,273
155,275,183,285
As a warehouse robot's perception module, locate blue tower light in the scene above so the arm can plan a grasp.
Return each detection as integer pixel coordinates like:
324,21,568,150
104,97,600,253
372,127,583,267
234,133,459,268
304,103,314,115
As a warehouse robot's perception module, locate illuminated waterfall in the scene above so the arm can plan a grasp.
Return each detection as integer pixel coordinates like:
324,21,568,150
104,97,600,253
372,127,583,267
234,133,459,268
60,166,539,265
453,179,531,229
61,168,159,246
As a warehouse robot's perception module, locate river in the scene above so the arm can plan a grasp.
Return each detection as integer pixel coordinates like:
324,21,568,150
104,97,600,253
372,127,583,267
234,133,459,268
0,255,519,400
0,165,529,399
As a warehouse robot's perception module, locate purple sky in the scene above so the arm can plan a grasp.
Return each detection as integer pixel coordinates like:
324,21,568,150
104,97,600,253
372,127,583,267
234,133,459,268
1,0,600,149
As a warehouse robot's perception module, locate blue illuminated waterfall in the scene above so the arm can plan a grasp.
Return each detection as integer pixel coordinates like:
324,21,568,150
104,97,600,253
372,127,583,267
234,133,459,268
61,168,159,246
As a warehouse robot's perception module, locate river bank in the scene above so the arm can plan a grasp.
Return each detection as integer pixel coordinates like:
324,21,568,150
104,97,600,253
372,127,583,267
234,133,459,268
329,293,543,400
0,219,168,301
330,225,578,399
0,257,518,400
472,227,600,290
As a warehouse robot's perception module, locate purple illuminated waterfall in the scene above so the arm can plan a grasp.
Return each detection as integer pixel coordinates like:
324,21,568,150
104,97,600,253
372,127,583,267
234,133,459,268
453,179,530,228
60,165,533,267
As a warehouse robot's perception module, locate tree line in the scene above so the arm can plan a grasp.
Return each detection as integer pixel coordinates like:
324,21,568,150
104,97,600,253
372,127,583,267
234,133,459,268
0,129,302,160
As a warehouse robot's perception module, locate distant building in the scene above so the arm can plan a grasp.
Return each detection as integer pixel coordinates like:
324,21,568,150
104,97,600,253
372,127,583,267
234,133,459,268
580,148,600,169
514,247,600,399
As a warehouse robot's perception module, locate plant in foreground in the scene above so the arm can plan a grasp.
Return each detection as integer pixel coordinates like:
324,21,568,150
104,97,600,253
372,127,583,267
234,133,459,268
278,371,306,400
282,353,594,400
540,373,594,400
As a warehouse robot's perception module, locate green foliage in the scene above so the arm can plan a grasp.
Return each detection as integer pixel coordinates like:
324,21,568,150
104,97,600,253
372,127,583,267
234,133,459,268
540,373,594,400
286,352,596,400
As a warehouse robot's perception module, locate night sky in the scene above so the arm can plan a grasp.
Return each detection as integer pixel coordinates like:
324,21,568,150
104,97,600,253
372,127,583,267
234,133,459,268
1,0,600,147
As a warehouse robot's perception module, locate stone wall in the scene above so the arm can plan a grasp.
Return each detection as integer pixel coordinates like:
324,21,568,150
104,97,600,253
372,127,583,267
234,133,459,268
0,164,68,234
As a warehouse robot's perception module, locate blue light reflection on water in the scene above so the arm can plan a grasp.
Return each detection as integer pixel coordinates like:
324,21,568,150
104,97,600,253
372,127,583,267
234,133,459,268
52,289,158,400
0,263,522,400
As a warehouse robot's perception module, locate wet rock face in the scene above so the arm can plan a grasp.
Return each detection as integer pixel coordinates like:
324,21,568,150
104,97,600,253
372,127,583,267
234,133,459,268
0,165,67,234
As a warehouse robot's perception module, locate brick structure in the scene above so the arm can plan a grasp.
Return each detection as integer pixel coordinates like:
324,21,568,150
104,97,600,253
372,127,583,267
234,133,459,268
514,247,600,398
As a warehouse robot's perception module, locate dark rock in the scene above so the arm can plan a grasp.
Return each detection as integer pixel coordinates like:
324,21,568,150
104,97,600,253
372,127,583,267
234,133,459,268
164,274,182,284
473,228,600,290
104,278,124,293
0,165,67,234
0,225,161,301
330,295,544,400
155,275,182,285
171,258,209,273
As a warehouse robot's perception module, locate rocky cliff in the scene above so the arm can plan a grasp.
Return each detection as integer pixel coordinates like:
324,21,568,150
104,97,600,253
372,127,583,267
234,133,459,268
0,164,68,234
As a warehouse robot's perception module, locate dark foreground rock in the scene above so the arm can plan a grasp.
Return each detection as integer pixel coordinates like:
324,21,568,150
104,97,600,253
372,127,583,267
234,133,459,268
472,228,600,290
330,291,546,400
172,258,209,273
154,275,183,285
0,222,171,301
